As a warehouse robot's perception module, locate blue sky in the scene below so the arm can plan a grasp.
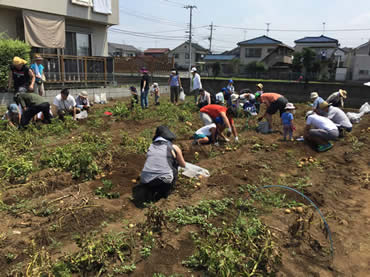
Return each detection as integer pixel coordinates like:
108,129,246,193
108,0,370,52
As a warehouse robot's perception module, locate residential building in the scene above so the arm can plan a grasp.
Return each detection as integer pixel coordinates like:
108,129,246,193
222,47,240,58
294,35,339,59
348,41,370,81
168,41,210,70
237,35,294,68
108,42,141,57
203,55,237,75
144,48,170,58
0,0,119,56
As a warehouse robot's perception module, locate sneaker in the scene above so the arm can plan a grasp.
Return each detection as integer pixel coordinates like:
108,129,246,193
317,143,333,152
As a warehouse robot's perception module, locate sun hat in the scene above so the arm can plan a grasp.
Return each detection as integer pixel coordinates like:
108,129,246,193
153,82,159,87
13,57,27,66
285,103,296,110
310,92,319,100
231,94,239,102
319,101,331,110
171,70,176,74
8,104,19,114
305,111,314,120
255,92,261,98
191,67,197,73
153,125,176,142
256,83,263,89
34,54,43,61
79,90,88,98
339,89,347,99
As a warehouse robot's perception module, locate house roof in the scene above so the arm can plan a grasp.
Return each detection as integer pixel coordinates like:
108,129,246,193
222,47,240,57
108,42,140,53
203,55,236,61
169,41,209,54
238,35,282,45
294,35,338,44
144,48,170,54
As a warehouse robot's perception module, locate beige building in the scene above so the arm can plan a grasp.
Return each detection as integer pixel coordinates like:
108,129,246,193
0,0,119,56
294,35,339,59
237,35,293,68
348,41,370,81
168,41,209,70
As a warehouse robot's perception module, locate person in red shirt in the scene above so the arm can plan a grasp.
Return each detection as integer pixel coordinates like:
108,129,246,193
256,92,288,131
200,104,238,142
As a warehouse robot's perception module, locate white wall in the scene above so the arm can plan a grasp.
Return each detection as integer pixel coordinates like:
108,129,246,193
351,55,370,81
239,45,277,65
0,0,119,25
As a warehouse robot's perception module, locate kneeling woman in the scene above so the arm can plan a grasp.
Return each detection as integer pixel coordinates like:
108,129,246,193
133,126,186,207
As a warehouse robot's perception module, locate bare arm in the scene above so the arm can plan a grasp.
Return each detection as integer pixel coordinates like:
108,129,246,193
73,107,77,120
168,76,171,86
172,144,186,167
220,112,231,130
178,77,182,88
231,121,238,137
29,69,35,90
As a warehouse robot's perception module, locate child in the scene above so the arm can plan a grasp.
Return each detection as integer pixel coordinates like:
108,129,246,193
151,83,160,105
281,103,296,141
2,103,21,127
255,83,264,114
130,86,138,109
193,123,217,145
227,80,235,94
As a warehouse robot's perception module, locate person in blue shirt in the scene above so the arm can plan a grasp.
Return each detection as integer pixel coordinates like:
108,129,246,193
30,54,45,96
310,92,325,114
281,103,296,141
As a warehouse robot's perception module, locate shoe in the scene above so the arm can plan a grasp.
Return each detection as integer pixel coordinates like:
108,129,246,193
317,143,333,152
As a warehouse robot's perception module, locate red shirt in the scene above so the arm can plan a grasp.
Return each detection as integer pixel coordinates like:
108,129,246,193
200,104,234,124
260,93,282,104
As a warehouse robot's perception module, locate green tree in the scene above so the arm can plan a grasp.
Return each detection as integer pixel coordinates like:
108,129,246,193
212,62,221,77
245,61,266,73
301,48,317,73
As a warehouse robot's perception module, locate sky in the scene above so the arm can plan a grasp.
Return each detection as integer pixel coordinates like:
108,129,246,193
108,0,370,53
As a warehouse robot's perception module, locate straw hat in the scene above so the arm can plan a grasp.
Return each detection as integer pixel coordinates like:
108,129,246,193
79,91,88,98
319,101,331,110
256,83,263,89
13,57,27,66
339,89,347,99
34,54,43,61
310,92,319,100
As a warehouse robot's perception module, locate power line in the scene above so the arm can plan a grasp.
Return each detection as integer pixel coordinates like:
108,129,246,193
160,0,186,7
109,28,186,41
214,24,370,32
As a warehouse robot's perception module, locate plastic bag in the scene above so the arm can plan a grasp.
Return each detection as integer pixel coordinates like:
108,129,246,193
346,112,362,124
179,88,185,102
179,162,210,179
256,121,270,134
76,110,88,120
94,94,101,104
359,102,370,114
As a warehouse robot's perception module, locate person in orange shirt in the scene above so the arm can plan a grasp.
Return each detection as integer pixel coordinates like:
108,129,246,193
256,92,288,131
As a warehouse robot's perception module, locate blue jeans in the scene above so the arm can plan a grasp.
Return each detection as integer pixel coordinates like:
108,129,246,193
141,89,149,109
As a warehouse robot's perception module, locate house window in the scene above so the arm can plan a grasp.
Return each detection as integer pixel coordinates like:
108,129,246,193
245,48,262,58
267,48,275,53
185,53,190,59
65,31,92,56
174,53,179,59
359,70,369,75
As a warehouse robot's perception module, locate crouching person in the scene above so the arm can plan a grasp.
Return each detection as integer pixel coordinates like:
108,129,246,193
53,88,77,120
193,123,217,145
132,126,186,208
2,104,21,128
14,93,51,127
304,111,339,152
75,91,90,112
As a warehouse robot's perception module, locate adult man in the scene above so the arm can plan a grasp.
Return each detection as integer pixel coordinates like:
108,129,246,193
304,111,339,152
326,89,347,108
197,88,211,109
2,104,21,127
191,67,202,103
200,104,238,142
75,91,90,112
319,101,352,134
8,57,35,93
53,88,77,120
256,92,288,131
30,54,45,96
140,67,150,109
14,93,51,127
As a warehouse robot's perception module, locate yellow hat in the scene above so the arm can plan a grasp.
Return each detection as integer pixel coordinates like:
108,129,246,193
339,89,347,99
33,54,43,61
319,101,331,110
13,56,27,66
256,83,263,89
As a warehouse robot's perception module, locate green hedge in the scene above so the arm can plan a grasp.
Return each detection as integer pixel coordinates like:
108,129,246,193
0,34,31,89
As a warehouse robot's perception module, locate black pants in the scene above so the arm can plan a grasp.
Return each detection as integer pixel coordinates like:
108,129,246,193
21,102,51,126
132,178,175,208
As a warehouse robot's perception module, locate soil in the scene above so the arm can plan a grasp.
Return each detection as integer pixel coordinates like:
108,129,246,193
0,98,369,276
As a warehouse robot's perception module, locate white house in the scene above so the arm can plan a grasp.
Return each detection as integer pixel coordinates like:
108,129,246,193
168,41,209,70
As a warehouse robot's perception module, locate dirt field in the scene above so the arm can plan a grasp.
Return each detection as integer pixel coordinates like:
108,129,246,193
0,97,369,276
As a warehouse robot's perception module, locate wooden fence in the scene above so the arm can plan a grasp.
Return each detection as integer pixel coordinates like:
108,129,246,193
114,55,174,74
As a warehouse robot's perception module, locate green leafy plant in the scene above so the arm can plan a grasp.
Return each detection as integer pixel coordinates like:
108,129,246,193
95,180,120,199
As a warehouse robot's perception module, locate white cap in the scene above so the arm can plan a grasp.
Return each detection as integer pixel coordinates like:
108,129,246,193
191,67,197,72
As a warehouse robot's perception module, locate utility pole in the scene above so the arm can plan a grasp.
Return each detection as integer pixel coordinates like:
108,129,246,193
266,23,271,36
184,5,196,91
208,22,214,53
322,22,326,35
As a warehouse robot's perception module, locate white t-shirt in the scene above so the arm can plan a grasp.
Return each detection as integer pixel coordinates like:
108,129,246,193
192,73,202,90
195,123,216,137
327,106,352,129
216,92,224,103
53,94,76,111
306,113,337,131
